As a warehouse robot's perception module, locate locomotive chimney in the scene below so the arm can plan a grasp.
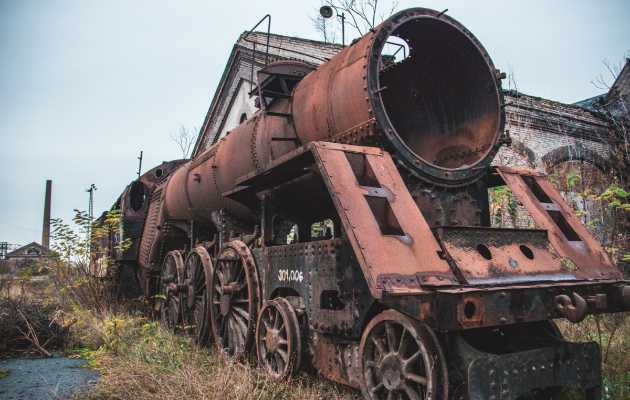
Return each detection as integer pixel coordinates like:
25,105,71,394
42,180,52,249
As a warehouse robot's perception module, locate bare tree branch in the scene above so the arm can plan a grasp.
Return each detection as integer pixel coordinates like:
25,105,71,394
313,0,399,39
170,125,199,159
308,13,338,43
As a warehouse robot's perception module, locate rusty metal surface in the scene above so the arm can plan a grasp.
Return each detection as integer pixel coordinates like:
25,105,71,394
313,142,456,296
310,332,361,388
468,341,601,399
384,281,625,331
444,322,602,400
497,166,622,280
434,227,574,285
257,237,374,339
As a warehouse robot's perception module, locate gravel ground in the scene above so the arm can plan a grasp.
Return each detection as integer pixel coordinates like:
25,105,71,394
0,352,99,399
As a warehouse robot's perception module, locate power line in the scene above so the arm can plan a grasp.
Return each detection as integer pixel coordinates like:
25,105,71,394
0,221,42,233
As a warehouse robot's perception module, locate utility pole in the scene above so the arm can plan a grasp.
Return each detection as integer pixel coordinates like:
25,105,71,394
137,151,143,178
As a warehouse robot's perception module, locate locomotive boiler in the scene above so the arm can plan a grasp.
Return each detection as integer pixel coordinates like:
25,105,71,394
99,7,630,399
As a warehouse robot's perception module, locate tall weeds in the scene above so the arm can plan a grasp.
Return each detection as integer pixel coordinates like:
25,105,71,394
82,314,359,400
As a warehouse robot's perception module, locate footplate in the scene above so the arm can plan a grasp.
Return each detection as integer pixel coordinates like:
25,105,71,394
468,341,601,399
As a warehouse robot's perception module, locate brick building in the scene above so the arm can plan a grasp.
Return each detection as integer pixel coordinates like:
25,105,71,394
192,33,628,233
2,242,51,273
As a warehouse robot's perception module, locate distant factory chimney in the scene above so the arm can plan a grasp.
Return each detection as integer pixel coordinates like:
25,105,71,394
42,180,52,249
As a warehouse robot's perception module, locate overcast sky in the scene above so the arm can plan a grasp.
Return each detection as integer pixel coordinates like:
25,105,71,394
1,0,628,246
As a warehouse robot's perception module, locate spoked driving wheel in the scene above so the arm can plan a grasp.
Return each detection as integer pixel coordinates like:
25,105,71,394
210,240,260,361
256,297,301,381
359,310,448,400
160,251,184,331
182,247,213,344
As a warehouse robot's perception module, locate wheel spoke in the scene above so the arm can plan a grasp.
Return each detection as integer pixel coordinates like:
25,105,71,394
385,322,397,353
404,350,422,368
277,348,288,362
232,310,249,334
404,385,422,400
404,372,428,385
195,259,204,282
274,352,286,372
274,309,282,330
219,315,226,336
217,269,227,286
235,261,245,283
236,280,248,293
232,306,250,321
227,316,234,353
195,281,206,294
387,391,396,400
398,328,410,355
370,381,384,394
263,318,272,332
221,318,229,349
374,337,388,356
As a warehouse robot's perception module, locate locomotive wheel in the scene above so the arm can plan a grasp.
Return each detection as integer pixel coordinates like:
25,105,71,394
256,298,301,381
210,240,260,361
160,251,184,331
359,310,448,400
182,247,213,344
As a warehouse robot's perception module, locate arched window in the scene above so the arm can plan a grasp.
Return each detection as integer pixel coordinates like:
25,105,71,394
240,113,247,124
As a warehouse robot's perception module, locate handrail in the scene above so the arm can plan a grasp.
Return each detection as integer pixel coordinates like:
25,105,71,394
243,15,271,92
380,41,407,71
242,15,331,80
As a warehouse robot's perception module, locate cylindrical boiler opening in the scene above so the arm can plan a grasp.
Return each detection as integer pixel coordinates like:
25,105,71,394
378,18,501,169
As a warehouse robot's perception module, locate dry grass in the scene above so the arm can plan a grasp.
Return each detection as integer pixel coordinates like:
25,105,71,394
78,314,360,400
556,314,630,399
71,312,630,400
0,274,69,357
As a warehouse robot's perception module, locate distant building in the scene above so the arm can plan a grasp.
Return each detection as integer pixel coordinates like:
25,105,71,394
4,242,52,271
1,180,54,272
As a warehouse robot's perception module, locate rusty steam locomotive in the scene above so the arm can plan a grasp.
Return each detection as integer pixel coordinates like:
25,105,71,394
98,7,630,399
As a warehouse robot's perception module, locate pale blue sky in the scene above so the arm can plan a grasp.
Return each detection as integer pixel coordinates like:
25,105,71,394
1,0,628,245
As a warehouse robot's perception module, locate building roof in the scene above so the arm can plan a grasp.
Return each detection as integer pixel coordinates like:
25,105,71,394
571,58,630,115
608,58,630,101
6,242,51,259
571,93,607,111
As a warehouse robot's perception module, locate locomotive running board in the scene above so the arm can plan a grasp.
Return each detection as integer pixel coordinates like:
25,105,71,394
224,142,456,298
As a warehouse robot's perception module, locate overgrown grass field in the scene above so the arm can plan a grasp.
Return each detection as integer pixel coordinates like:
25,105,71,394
71,312,360,400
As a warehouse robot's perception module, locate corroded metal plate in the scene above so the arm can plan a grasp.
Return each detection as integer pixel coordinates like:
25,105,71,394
436,227,574,285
